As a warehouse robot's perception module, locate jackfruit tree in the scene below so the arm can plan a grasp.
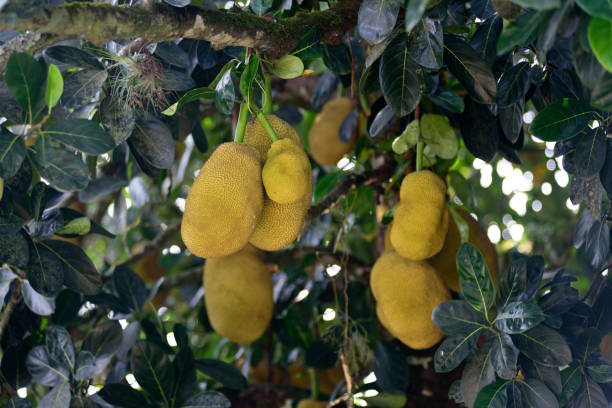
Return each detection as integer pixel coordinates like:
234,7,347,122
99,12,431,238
1,0,612,407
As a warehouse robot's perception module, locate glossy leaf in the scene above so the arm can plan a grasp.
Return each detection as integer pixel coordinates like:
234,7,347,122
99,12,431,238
43,119,114,155
497,62,531,107
470,15,503,65
195,359,248,390
587,365,612,383
369,104,395,138
22,280,55,316
38,381,71,408
404,0,427,33
508,0,559,9
497,11,546,55
473,380,509,408
512,326,572,367
45,64,63,110
530,99,598,142
60,69,107,109
490,332,519,379
432,300,489,336
82,320,123,361
162,87,215,116
428,90,464,113
372,342,411,393
494,301,545,334
461,345,496,408
591,73,612,111
114,266,146,311
44,46,104,71
131,341,174,403
577,0,612,19
588,18,612,73
214,68,234,115
311,70,339,110
407,19,443,70
26,345,69,387
457,243,495,313
518,378,558,408
98,384,148,408
434,331,480,373
45,325,75,373
5,52,43,120
30,144,89,192
521,357,562,398
129,114,175,170
357,0,401,45
239,54,259,104
585,220,610,269
460,98,499,162
0,127,25,179
572,377,607,408
250,0,271,15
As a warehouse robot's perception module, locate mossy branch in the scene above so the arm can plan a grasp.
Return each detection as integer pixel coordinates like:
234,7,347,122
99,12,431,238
0,0,361,69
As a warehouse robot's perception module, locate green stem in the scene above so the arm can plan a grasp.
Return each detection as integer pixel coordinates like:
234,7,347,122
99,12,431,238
358,89,369,113
309,368,319,400
416,140,424,171
337,82,345,98
234,102,248,143
262,73,273,115
256,112,278,142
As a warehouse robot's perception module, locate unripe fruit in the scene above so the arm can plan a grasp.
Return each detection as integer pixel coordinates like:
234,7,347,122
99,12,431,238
308,97,358,166
181,142,264,258
262,139,310,204
244,114,302,162
204,245,273,344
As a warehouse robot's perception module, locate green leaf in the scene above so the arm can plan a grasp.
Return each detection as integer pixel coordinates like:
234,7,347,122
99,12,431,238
427,90,465,113
588,17,612,73
0,267,16,306
128,114,175,170
82,320,123,361
30,144,90,192
408,19,443,70
473,380,509,408
214,68,234,115
512,326,572,367
497,62,531,107
98,384,149,408
40,240,101,295
38,381,71,408
25,345,69,387
497,11,546,55
461,345,496,408
434,330,481,372
55,217,90,236
0,230,29,270
560,363,582,405
114,265,146,311
518,378,559,408
99,95,136,143
74,351,96,381
530,99,598,142
131,340,175,404
60,69,107,109
574,127,606,176
591,73,612,111
577,0,612,19
239,54,259,104
180,391,231,408
494,301,545,334
420,113,458,159
379,33,422,116
45,64,63,110
490,332,519,379
44,46,104,71
392,119,419,154
508,0,559,9
404,0,428,33
372,342,411,393
587,365,612,383
572,377,607,408
250,0,271,15
521,357,562,397
27,240,65,296
443,33,497,104
22,280,55,316
357,0,401,45
43,119,115,155
0,127,25,178
194,359,248,390
470,15,503,65
269,55,304,79
46,325,75,373
313,171,346,203
5,52,44,121
432,300,489,336
457,243,495,313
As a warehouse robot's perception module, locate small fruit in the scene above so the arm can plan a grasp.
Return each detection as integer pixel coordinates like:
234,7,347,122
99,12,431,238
181,142,264,258
308,97,359,166
429,208,499,293
370,251,450,349
244,114,302,162
390,170,448,260
204,245,273,344
296,399,326,408
262,139,311,204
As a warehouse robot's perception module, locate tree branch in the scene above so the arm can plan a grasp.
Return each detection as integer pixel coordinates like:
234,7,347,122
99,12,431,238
0,32,65,73
0,1,361,62
119,222,181,267
0,280,22,340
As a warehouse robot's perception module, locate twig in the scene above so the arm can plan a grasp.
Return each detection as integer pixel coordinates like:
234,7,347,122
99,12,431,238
327,393,350,407
159,265,202,292
0,281,22,340
340,250,354,408
346,32,356,99
581,258,612,302
119,222,181,267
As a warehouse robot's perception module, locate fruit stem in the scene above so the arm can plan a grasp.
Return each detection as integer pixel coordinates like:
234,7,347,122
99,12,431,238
256,112,278,141
309,368,319,399
262,73,273,115
234,102,248,143
416,140,424,171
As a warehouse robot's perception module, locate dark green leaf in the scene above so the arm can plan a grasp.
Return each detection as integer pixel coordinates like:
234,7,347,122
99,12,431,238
27,240,64,296
407,19,443,70
22,280,55,315
585,220,610,269
500,99,525,144
43,119,115,155
577,0,612,19
74,351,96,380
38,381,71,408
155,41,190,68
427,90,465,113
473,380,509,408
194,358,248,390
572,376,607,408
434,331,480,373
497,11,546,55
588,17,612,73
443,33,496,104
322,43,352,75
461,345,496,408
512,326,572,367
293,28,323,61
131,340,175,403
180,391,231,408
573,128,606,176
0,127,25,179
60,69,107,109
305,339,338,369
521,357,562,398
357,0,401,45
214,68,234,115
98,384,149,408
26,345,69,387
574,46,606,90
30,144,89,192
82,320,123,360
490,332,519,379
172,347,197,403
78,176,126,203
587,365,612,383
379,33,422,116
369,104,395,138
99,95,136,144
51,289,81,326
432,300,489,336
495,301,545,334
44,46,104,71
576,328,603,362
311,70,339,110
498,62,531,107
518,378,558,408
530,99,598,142
239,54,259,103
591,73,612,111
114,266,146,311
404,0,427,32
5,52,44,120
339,109,359,143
2,343,32,389
457,243,495,313
6,397,31,408
470,15,503,65
46,325,75,373
158,69,195,91
0,229,29,269
508,0,559,10
129,114,175,170
507,381,523,408
372,342,410,393
460,97,499,162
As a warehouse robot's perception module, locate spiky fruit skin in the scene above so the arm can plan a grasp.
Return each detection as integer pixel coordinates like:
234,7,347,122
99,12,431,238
203,246,273,344
244,114,302,161
308,97,358,166
428,208,499,292
390,170,448,260
181,143,263,258
244,115,313,251
296,399,327,408
262,139,310,204
371,251,450,349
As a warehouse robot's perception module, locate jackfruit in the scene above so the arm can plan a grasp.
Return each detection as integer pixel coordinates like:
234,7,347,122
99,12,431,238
297,399,326,408
262,139,311,204
244,114,302,162
181,142,264,258
308,97,359,166
135,252,165,282
250,362,344,395
390,170,448,260
204,245,273,344
429,208,499,293
370,251,450,349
